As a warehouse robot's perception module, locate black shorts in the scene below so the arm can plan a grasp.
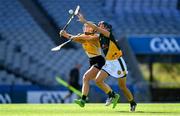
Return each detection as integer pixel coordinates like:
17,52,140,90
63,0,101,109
89,55,105,70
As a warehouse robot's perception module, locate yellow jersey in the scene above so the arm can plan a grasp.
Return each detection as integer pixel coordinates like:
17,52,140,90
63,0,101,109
99,32,122,60
81,34,101,58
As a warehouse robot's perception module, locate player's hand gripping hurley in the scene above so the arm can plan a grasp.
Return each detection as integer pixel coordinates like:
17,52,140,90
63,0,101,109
51,5,80,51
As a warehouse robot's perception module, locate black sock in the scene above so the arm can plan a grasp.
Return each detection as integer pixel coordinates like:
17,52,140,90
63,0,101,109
129,100,136,105
81,95,87,101
107,91,115,98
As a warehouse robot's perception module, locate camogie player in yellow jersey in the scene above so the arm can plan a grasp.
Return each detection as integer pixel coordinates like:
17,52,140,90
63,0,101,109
60,24,119,107
77,13,137,111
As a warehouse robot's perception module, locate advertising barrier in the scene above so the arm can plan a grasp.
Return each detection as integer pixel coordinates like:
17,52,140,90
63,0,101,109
128,36,180,55
27,91,68,103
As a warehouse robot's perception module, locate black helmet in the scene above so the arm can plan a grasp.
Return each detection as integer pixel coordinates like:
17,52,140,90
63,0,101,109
98,21,112,31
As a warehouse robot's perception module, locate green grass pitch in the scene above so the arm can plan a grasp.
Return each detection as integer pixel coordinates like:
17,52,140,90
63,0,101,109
0,103,180,116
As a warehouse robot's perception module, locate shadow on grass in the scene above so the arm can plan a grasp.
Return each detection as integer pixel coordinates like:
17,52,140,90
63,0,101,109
116,111,179,114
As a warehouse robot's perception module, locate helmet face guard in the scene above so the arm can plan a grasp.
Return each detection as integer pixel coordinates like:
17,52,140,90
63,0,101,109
83,23,96,35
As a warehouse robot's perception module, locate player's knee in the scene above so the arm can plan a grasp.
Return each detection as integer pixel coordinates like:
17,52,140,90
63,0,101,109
83,73,91,83
95,78,103,85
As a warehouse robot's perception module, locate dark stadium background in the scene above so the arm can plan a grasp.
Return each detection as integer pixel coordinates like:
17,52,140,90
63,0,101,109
0,0,180,103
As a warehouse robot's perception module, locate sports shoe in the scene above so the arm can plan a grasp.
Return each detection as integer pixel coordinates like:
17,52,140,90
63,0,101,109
105,94,120,109
105,97,113,106
112,94,120,109
74,99,86,107
130,102,137,112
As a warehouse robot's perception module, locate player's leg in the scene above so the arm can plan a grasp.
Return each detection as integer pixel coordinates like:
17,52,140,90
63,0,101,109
118,76,137,111
95,70,112,94
74,66,99,107
118,77,133,101
82,66,99,98
95,70,120,108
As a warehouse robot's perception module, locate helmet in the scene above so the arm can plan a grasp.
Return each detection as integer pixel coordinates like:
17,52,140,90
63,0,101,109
83,22,96,35
98,21,112,31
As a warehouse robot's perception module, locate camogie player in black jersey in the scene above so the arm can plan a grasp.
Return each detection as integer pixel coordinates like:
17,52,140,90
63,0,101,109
77,13,137,112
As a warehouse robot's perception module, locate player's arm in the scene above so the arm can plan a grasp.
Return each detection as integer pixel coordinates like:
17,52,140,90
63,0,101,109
59,30,73,38
73,34,99,42
59,30,85,43
60,30,98,43
77,13,110,38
